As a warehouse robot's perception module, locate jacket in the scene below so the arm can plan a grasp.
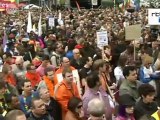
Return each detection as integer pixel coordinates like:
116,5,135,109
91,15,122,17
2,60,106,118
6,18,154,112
27,112,53,120
119,79,141,101
54,80,80,119
134,99,158,120
25,72,41,88
43,76,57,97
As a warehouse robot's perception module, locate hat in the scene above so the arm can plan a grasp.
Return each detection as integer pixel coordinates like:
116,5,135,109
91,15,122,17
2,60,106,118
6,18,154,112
119,94,136,106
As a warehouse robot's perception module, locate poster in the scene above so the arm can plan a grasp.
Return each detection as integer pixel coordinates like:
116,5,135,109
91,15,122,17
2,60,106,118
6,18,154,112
96,31,108,48
48,18,55,27
125,24,141,40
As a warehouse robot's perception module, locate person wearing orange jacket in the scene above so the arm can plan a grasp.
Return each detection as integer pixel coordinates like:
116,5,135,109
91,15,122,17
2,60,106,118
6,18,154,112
37,66,57,97
54,57,75,83
54,57,82,96
25,64,41,88
54,67,80,120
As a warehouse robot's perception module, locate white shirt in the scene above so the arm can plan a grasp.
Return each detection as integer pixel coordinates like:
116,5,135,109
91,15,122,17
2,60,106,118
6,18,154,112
114,66,125,82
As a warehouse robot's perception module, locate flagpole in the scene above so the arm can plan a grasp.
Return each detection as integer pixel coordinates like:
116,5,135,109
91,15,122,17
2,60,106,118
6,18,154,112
114,0,116,11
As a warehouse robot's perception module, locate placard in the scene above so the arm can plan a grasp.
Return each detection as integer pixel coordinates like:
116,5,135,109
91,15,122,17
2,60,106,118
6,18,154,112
125,24,141,40
48,18,55,27
96,31,108,48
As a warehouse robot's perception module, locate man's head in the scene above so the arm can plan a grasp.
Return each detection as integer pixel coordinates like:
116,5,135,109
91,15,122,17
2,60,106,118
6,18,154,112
44,66,55,80
138,84,155,103
5,110,26,120
88,98,105,119
38,87,50,102
123,66,137,82
93,59,106,73
15,57,24,69
31,97,46,116
73,48,80,59
26,64,36,73
21,80,32,94
5,94,20,109
61,57,70,68
87,72,101,89
62,68,73,84
41,55,50,67
84,57,93,67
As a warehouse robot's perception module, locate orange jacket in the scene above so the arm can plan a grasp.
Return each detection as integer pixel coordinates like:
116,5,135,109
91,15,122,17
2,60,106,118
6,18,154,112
43,76,58,97
54,66,75,83
54,80,80,119
5,74,16,86
25,72,41,87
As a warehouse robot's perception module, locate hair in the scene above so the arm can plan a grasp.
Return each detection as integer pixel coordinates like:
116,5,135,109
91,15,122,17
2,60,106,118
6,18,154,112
92,59,106,71
44,66,54,75
118,105,129,118
142,55,153,65
42,54,50,61
4,94,17,104
138,84,155,97
123,66,136,77
86,71,100,88
118,56,128,67
20,79,30,87
62,67,72,77
3,52,12,60
88,98,105,117
31,97,41,109
5,110,25,120
26,63,35,71
68,97,82,113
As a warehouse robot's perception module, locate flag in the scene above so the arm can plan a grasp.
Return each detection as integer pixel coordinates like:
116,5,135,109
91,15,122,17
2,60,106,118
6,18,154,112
38,13,42,36
2,29,8,49
27,11,32,33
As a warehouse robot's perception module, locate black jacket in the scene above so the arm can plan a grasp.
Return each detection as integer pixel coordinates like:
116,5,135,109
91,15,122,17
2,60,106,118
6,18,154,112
134,99,158,120
27,112,53,120
45,97,62,120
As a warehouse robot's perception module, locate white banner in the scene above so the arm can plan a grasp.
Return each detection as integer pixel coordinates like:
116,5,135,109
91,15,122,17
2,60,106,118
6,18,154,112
148,8,160,25
97,31,108,48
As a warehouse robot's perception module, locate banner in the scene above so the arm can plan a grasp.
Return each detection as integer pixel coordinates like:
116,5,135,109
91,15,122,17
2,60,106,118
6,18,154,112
148,9,160,25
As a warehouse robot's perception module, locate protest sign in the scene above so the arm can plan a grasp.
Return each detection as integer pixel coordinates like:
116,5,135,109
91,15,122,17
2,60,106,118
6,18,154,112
48,18,55,27
97,31,108,48
125,24,141,40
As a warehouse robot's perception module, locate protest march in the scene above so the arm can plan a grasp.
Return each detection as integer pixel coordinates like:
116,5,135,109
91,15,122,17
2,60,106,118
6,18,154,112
0,0,160,120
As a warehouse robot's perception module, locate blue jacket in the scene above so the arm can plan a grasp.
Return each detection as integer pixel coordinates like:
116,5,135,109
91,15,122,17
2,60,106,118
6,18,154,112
139,66,160,83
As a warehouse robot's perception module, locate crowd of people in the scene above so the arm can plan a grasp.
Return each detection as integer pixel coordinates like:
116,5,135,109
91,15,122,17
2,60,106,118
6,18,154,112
0,5,160,120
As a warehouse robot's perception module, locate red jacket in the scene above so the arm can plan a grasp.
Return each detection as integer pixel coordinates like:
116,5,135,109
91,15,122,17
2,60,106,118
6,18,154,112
25,72,41,87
